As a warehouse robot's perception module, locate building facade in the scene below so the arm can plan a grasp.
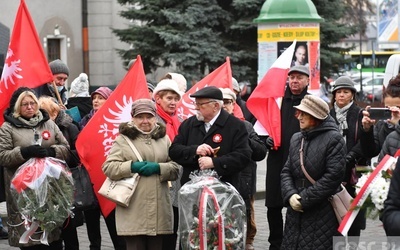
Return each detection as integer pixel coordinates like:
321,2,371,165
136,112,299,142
0,0,130,89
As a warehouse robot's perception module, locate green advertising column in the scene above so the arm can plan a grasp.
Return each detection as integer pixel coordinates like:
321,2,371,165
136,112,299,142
254,0,322,92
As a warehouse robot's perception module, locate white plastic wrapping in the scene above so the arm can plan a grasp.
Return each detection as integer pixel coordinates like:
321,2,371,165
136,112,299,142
178,170,247,250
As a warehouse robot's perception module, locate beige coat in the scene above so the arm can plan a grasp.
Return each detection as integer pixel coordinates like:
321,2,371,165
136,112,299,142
102,122,180,236
0,110,69,247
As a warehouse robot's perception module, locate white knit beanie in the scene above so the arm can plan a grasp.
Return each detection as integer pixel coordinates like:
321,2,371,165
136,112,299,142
70,73,90,97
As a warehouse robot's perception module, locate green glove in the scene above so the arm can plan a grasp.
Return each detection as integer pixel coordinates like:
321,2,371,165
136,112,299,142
131,161,147,173
139,161,160,176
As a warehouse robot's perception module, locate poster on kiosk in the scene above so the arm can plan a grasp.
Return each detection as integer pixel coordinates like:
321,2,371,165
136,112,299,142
257,23,320,93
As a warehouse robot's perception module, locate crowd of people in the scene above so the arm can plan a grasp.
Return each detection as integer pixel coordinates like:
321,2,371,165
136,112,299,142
1,58,400,250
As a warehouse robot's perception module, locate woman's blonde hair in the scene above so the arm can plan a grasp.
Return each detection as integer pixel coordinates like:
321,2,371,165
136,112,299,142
38,96,61,118
13,91,40,118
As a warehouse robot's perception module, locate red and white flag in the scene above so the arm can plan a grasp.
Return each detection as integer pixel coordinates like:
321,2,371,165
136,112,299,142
0,0,53,124
76,55,149,217
338,155,397,235
176,57,244,121
247,41,296,149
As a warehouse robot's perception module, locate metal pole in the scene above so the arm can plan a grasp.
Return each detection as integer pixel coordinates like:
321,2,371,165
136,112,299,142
82,0,89,75
359,0,363,98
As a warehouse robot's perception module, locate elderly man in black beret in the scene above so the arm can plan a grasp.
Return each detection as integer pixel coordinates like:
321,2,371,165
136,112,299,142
169,86,252,190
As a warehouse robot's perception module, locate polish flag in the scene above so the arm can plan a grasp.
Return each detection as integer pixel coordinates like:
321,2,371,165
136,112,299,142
176,57,244,121
0,0,53,124
76,55,149,217
246,41,296,149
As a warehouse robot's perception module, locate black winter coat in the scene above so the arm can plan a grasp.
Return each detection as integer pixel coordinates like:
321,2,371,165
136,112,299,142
330,102,368,230
381,159,400,235
360,120,395,158
281,116,346,249
169,109,252,189
379,121,400,161
266,86,308,207
66,96,93,119
238,120,267,209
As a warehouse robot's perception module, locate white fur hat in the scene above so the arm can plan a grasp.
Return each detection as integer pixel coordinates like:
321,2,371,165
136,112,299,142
167,72,187,93
70,73,90,97
153,79,182,100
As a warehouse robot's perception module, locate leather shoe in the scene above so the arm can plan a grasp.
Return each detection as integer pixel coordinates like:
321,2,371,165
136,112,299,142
0,227,8,239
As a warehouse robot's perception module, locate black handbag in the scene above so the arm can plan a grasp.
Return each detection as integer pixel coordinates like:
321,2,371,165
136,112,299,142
68,149,97,211
70,164,97,211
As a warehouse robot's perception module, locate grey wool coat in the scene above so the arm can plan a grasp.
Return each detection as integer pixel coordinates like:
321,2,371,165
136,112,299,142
102,122,180,236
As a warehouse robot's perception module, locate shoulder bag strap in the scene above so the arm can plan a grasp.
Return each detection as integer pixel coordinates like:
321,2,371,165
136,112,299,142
120,134,143,162
299,138,315,184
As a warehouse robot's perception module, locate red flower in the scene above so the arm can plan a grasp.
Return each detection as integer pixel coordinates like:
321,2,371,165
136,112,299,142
42,130,51,140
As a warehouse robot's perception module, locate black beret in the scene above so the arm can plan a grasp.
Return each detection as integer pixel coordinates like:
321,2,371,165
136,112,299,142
190,86,223,100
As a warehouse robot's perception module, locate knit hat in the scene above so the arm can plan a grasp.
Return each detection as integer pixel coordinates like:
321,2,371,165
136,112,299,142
91,87,113,100
131,98,156,117
147,82,155,92
294,95,329,120
232,77,241,93
288,65,309,77
49,59,69,76
70,73,90,97
153,79,182,99
166,73,187,93
332,76,357,93
220,88,236,101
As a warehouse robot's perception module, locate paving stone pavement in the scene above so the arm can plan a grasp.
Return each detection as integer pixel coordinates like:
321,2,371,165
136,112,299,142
0,157,388,249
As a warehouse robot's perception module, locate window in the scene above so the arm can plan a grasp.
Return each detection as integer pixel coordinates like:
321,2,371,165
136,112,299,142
47,38,60,61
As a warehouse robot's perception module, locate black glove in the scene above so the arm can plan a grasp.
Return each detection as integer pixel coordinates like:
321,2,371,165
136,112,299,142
266,136,274,148
46,147,56,157
345,151,357,166
20,145,48,159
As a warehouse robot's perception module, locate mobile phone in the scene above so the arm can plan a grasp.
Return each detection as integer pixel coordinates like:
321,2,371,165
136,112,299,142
369,107,391,120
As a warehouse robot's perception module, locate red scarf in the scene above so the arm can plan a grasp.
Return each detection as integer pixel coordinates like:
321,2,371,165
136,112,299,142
156,103,181,141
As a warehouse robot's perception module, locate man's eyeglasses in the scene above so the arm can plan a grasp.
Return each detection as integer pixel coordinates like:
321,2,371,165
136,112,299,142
21,102,37,108
223,100,233,105
193,101,215,107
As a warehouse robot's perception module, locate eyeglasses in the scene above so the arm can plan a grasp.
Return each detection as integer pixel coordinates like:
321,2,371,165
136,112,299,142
294,110,311,118
56,76,68,81
193,101,215,107
223,100,233,105
21,102,37,108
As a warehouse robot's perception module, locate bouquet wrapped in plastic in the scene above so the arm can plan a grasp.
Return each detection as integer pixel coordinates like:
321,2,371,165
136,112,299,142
10,157,74,245
178,170,247,250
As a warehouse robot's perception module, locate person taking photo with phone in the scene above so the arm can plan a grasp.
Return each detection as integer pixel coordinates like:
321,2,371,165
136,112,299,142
360,74,400,159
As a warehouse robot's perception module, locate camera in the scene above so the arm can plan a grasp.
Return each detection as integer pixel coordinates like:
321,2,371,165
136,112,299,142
368,107,391,120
